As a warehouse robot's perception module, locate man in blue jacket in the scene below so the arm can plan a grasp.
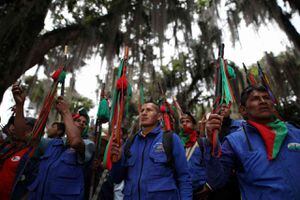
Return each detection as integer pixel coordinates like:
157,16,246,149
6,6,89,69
27,97,95,200
187,105,242,200
204,85,300,200
110,101,192,200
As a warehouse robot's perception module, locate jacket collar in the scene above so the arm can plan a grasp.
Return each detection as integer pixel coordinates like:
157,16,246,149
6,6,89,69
138,124,162,138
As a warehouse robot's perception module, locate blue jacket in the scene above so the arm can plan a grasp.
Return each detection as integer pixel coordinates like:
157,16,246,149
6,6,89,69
187,147,206,191
28,139,85,200
111,125,192,200
188,119,242,190
205,122,300,200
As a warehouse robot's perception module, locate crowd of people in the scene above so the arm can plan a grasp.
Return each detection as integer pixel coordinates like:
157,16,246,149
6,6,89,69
0,81,299,200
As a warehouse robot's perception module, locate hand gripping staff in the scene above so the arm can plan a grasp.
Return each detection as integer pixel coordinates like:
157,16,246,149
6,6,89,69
211,44,235,157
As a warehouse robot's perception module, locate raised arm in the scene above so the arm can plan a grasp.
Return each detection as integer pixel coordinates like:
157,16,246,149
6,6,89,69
56,96,84,154
12,83,32,138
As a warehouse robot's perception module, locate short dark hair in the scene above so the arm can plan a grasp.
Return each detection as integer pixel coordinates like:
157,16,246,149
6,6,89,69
181,111,197,124
52,122,65,137
240,85,268,106
142,101,161,113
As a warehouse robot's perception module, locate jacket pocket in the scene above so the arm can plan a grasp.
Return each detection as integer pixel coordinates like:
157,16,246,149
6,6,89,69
242,151,270,182
149,145,168,163
147,178,177,192
50,181,82,195
148,151,171,177
49,181,83,200
147,178,179,200
55,153,83,180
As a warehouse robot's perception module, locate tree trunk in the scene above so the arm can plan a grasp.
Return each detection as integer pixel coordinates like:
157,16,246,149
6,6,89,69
0,0,51,103
267,0,300,52
0,5,112,104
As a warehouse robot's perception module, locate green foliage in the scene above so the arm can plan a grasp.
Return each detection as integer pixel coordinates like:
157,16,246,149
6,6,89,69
246,49,300,101
196,0,211,9
160,53,188,90
70,95,94,113
23,75,94,115
24,75,51,107
277,102,300,125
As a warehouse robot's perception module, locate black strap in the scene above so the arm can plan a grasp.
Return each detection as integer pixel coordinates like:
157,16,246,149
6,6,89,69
162,131,173,167
124,133,138,159
242,124,253,151
287,121,300,129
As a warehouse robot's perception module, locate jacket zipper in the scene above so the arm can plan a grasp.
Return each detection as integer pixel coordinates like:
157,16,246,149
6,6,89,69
41,149,63,199
138,140,146,200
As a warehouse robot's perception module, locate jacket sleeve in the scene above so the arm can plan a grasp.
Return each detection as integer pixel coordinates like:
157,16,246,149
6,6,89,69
204,139,240,190
172,134,193,199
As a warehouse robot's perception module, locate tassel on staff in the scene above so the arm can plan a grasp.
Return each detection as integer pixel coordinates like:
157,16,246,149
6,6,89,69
158,82,174,132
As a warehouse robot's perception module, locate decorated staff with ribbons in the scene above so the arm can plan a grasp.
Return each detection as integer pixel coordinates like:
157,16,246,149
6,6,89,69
210,44,236,156
89,81,110,200
158,82,175,132
103,47,131,170
204,82,300,199
257,62,278,105
243,63,257,86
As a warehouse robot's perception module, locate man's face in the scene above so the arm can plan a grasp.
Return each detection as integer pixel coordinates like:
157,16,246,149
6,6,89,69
47,123,59,138
180,116,194,130
240,90,274,122
139,103,161,127
74,115,87,133
220,104,231,118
